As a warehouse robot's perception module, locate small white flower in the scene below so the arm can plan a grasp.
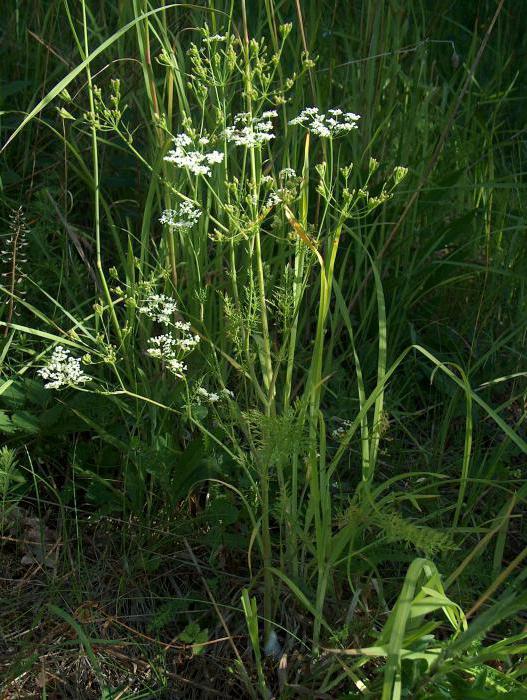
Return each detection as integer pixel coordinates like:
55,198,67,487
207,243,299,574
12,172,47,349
174,133,192,147
288,106,319,125
38,346,90,390
142,305,201,381
197,387,220,403
147,334,177,359
146,334,190,379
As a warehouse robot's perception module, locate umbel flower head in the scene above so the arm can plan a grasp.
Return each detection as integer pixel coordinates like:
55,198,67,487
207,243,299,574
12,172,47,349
289,107,360,137
38,346,90,390
164,132,224,176
196,386,234,404
224,111,277,147
160,201,201,229
139,293,201,380
138,293,178,325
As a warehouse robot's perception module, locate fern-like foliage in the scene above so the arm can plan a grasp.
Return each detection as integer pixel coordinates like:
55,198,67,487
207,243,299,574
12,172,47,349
344,500,457,558
242,406,306,468
371,508,457,557
1,207,29,334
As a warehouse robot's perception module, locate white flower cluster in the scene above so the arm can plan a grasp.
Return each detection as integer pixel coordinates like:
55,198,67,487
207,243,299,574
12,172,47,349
224,111,277,147
279,167,296,180
146,334,194,379
197,387,220,403
289,107,360,137
139,293,200,380
38,346,90,390
331,418,352,440
197,386,234,404
160,201,201,229
164,132,224,176
138,293,178,325
266,189,287,207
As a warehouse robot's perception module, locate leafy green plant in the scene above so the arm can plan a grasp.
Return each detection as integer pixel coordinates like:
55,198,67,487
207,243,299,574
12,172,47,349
1,0,527,697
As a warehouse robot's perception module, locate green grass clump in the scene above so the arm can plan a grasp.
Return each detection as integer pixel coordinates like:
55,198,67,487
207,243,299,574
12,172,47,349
1,1,527,697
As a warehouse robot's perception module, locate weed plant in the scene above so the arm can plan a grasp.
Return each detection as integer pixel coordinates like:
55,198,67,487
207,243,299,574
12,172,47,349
1,1,527,698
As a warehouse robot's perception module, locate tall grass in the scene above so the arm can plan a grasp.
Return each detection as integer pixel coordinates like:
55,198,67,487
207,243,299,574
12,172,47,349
1,1,527,697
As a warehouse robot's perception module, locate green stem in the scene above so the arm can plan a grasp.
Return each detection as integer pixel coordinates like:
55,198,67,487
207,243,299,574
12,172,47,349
81,2,123,351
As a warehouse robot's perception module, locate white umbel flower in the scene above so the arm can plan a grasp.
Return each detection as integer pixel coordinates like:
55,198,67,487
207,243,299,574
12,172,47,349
176,334,201,351
197,387,220,403
146,334,177,359
143,307,200,381
146,335,190,379
166,358,188,379
38,346,90,390
289,107,360,137
196,386,233,403
138,294,178,325
160,201,201,229
279,167,296,180
224,111,277,147
164,132,224,176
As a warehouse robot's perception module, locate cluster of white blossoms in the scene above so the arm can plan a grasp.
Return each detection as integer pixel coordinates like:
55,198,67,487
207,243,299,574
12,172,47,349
266,188,288,208
146,335,190,379
196,386,234,404
224,111,277,147
279,167,296,180
138,293,178,325
289,107,360,137
331,418,353,440
159,201,201,229
139,293,200,380
197,387,220,403
38,346,90,390
164,132,224,176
